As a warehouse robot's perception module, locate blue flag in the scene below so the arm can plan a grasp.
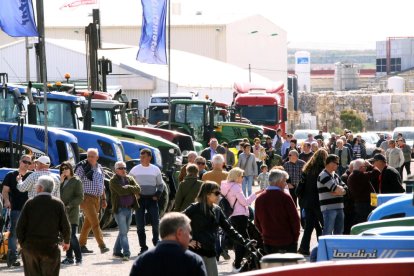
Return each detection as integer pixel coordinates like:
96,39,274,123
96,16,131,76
0,0,38,37
137,0,167,64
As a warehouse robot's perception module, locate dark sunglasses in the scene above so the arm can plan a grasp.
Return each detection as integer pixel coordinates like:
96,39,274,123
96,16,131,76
212,191,221,196
21,160,32,165
117,167,127,170
197,162,206,165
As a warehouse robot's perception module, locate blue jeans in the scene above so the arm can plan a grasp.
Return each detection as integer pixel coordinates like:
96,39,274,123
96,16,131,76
135,197,159,250
322,208,344,235
113,208,132,257
9,210,20,258
242,175,254,196
66,224,82,262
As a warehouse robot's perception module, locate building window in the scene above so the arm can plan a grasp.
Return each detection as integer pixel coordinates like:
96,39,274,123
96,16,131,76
390,58,401,72
376,58,401,73
376,58,386,72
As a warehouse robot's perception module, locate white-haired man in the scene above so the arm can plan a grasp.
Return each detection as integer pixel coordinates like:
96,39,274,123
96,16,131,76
178,151,198,182
202,154,228,185
348,159,380,225
254,169,300,254
75,148,110,254
110,161,141,261
17,175,70,276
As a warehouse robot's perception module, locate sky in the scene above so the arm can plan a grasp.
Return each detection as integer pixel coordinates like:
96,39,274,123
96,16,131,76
44,0,414,50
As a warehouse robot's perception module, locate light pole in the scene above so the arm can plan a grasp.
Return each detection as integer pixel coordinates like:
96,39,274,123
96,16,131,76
36,0,48,155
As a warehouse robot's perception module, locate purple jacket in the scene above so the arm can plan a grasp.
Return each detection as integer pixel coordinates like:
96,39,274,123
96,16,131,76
221,180,256,217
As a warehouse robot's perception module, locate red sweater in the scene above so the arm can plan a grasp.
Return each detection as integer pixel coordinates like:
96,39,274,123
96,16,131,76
254,189,300,247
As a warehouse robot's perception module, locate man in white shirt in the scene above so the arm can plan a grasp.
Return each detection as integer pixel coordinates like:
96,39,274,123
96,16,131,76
129,148,164,255
385,140,404,176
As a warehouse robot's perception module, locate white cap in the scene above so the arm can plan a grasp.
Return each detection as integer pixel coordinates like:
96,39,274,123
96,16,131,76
36,156,51,165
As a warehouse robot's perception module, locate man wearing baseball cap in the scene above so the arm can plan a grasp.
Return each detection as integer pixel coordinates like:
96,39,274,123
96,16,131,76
17,155,60,198
372,153,405,194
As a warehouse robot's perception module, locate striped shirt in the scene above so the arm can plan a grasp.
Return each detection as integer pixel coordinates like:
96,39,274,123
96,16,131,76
17,170,60,199
75,164,105,196
129,164,163,197
283,159,305,187
317,169,344,211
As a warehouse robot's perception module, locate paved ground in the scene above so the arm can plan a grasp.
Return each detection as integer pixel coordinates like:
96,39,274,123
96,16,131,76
1,165,412,275
0,183,318,276
0,226,318,276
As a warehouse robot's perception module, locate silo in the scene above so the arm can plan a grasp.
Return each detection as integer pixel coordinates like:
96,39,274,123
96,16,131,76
387,76,405,93
294,51,311,92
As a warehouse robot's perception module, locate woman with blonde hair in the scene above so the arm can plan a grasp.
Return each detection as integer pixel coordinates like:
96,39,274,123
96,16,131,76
221,168,263,272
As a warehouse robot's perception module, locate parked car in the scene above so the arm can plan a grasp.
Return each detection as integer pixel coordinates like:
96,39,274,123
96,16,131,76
355,132,380,157
375,131,392,140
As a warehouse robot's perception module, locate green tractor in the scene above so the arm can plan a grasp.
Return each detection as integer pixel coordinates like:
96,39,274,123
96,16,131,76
156,99,267,148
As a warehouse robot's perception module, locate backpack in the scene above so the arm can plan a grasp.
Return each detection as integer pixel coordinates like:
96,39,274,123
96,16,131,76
218,184,237,218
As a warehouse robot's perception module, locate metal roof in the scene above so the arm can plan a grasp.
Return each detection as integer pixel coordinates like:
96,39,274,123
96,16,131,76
43,38,273,88
0,38,273,88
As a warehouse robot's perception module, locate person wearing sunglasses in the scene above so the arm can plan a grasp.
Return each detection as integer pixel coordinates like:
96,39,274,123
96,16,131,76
109,161,141,261
194,156,207,179
17,155,60,199
317,154,347,236
183,181,249,276
2,154,33,267
59,161,84,265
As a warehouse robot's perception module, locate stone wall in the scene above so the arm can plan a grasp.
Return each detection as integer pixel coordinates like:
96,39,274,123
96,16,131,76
296,90,414,131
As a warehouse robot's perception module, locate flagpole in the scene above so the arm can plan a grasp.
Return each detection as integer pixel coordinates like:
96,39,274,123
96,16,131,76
36,0,49,155
167,0,171,130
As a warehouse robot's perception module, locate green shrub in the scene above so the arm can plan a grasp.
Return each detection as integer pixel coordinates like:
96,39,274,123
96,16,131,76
340,109,364,133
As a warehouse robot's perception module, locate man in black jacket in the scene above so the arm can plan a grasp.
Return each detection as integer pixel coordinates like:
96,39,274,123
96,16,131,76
372,154,405,194
201,138,225,163
130,212,206,276
17,175,71,276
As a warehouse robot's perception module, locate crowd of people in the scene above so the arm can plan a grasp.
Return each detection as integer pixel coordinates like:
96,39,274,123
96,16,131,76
0,129,408,275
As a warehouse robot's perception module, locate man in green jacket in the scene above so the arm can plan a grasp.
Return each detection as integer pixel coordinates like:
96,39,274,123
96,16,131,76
110,161,141,260
174,164,203,212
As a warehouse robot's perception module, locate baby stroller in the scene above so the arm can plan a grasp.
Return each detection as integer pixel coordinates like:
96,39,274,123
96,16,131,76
239,239,264,272
0,208,10,262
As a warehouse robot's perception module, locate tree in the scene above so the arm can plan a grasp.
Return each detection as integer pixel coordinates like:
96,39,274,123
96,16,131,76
340,109,364,133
